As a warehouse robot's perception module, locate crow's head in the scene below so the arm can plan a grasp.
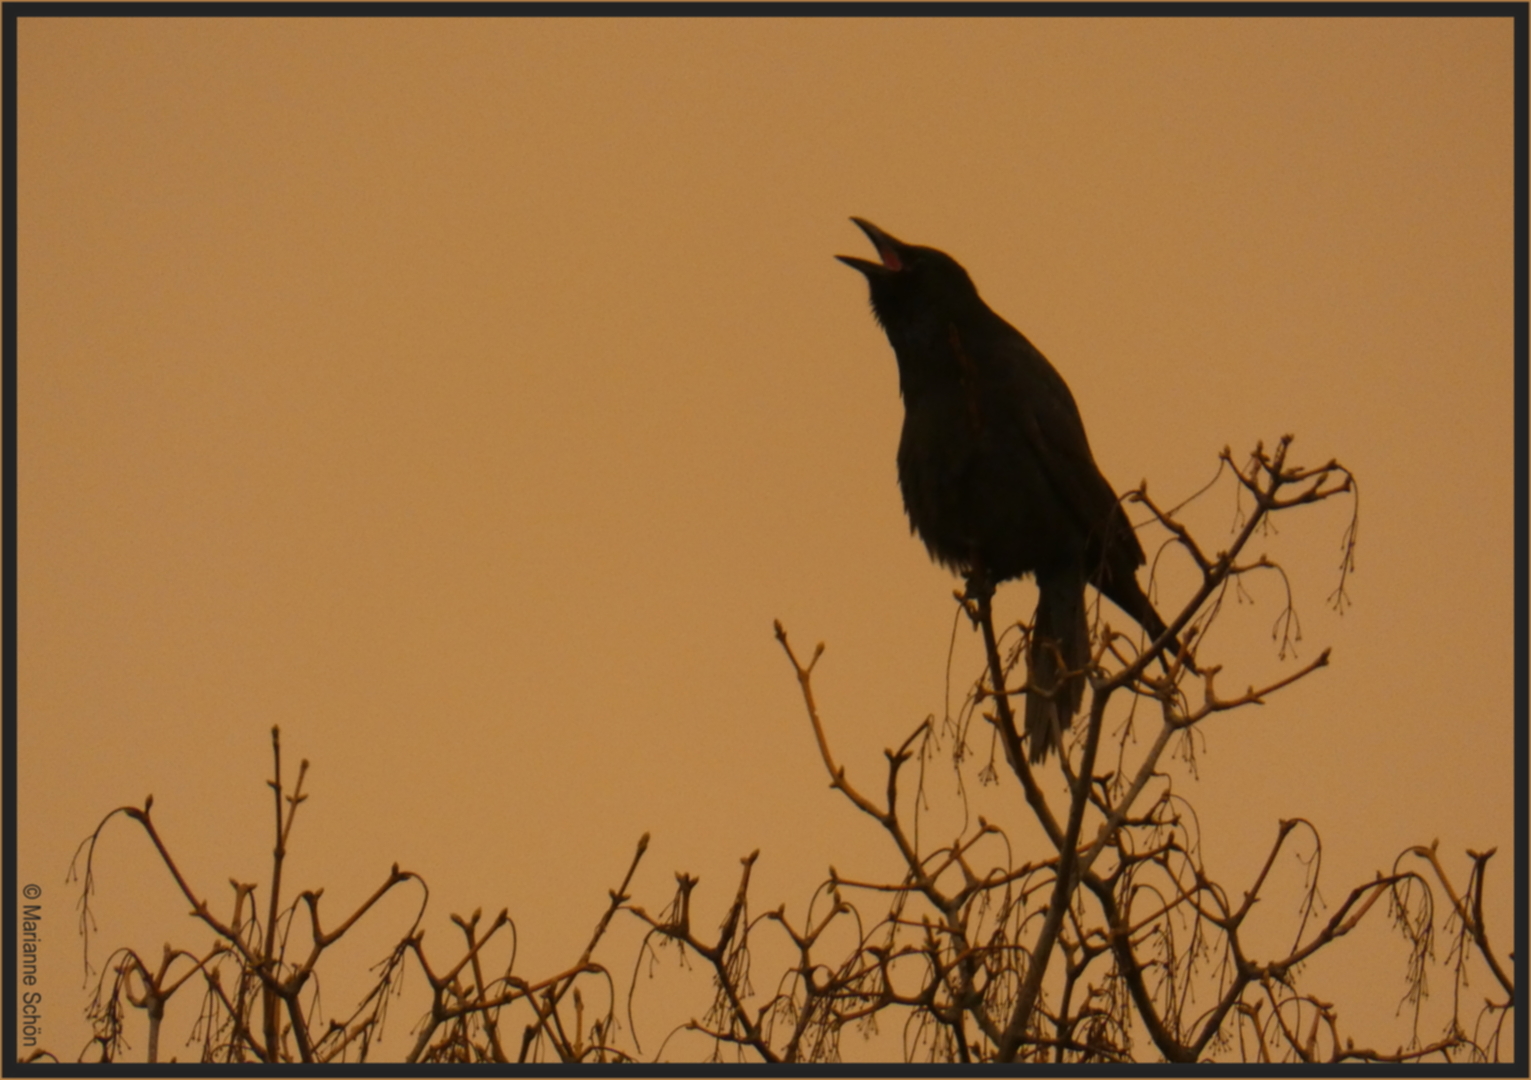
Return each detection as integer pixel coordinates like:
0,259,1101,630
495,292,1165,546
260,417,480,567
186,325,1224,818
837,218,988,340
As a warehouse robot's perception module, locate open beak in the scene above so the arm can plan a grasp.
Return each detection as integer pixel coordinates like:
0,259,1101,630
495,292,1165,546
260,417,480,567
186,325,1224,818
836,217,908,275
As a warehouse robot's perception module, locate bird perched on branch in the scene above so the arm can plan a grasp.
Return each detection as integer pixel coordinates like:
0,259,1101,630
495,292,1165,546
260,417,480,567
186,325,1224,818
837,218,1178,763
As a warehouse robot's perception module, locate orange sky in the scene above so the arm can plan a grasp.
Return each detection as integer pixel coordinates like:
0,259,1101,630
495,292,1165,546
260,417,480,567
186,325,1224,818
14,15,1517,1063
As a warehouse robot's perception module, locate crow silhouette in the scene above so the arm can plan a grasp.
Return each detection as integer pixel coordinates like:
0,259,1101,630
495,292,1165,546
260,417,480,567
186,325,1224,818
839,218,1179,762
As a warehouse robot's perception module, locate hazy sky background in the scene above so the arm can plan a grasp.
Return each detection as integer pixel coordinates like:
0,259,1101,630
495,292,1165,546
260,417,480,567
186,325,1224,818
16,15,1516,1063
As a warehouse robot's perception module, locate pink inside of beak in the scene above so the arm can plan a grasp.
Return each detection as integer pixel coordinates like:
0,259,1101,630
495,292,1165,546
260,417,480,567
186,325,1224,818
877,242,903,271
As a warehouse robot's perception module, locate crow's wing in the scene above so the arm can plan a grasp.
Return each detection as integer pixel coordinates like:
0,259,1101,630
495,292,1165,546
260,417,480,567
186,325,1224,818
978,322,1146,572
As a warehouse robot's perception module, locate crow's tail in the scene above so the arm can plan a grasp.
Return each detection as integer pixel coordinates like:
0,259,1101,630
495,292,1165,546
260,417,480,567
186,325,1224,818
1026,570,1090,764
